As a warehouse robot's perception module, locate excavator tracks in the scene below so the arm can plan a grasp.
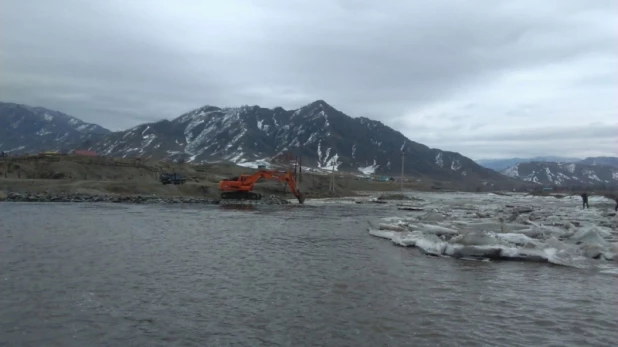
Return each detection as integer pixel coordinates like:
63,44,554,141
220,191,263,201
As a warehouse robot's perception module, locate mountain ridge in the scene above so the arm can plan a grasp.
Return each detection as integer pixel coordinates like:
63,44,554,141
1,99,523,188
0,101,111,154
476,156,583,172
501,161,618,187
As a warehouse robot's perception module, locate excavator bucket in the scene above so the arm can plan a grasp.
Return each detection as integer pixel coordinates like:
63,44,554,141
297,192,306,204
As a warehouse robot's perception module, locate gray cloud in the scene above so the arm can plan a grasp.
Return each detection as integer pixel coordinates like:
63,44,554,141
1,0,616,159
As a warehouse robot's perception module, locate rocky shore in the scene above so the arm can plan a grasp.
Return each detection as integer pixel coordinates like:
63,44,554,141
0,192,292,205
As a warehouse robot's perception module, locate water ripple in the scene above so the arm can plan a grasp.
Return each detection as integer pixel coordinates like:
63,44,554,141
0,202,616,346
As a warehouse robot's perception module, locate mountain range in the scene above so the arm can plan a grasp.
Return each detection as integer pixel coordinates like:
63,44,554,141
0,100,519,188
3,100,614,189
477,155,618,187
502,162,618,187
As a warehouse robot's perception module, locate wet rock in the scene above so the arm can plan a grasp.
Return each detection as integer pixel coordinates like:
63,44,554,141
377,194,421,201
507,212,519,223
418,211,447,222
515,207,534,214
8,192,22,200
261,195,290,205
449,245,503,259
398,206,424,211
378,223,407,232
515,214,531,225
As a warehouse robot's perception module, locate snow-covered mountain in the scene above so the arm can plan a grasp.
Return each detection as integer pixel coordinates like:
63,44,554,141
502,161,618,187
476,156,582,172
74,100,511,183
0,100,521,186
0,102,111,154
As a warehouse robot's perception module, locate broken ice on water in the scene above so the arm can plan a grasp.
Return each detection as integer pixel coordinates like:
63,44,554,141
366,191,618,273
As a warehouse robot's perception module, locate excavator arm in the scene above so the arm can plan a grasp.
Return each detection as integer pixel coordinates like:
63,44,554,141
218,170,305,204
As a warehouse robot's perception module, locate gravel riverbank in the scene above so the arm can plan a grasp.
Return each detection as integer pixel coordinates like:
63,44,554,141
0,192,292,205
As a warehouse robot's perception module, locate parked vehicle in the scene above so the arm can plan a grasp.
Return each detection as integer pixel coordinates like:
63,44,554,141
159,173,186,185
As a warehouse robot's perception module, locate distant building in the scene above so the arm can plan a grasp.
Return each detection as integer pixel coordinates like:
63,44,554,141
71,150,97,157
542,187,553,192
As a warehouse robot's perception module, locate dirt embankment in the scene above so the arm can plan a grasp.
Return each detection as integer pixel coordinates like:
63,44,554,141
2,155,485,202
0,155,384,199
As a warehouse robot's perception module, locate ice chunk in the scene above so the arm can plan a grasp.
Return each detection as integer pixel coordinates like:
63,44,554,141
413,234,447,255
494,233,542,247
416,223,459,236
570,228,610,248
368,228,397,240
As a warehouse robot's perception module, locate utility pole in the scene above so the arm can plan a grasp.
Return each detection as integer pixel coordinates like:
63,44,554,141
298,154,303,183
330,162,336,192
294,156,298,182
400,149,405,193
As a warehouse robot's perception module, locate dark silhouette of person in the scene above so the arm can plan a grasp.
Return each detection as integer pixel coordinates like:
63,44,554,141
581,192,589,209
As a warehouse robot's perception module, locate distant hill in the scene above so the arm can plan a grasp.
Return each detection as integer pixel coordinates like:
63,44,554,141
476,156,581,172
0,102,111,154
501,161,618,187
578,157,618,168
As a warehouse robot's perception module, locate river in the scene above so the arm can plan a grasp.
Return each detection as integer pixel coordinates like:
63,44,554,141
1,201,616,346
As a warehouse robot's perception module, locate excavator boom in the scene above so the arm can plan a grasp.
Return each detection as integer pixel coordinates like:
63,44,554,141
218,170,305,204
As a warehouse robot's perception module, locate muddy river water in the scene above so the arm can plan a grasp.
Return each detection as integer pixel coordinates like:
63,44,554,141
1,197,616,346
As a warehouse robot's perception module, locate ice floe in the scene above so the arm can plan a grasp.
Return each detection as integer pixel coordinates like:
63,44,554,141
367,191,618,271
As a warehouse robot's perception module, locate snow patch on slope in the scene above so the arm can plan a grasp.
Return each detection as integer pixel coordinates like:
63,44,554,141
237,158,270,169
584,169,601,182
565,163,576,173
451,159,462,171
316,140,341,170
435,153,444,168
502,164,519,178
36,129,52,136
358,159,379,175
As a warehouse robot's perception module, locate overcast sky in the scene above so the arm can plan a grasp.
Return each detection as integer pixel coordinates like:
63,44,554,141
1,0,616,160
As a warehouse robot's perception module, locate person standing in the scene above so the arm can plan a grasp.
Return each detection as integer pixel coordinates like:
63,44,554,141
581,192,589,209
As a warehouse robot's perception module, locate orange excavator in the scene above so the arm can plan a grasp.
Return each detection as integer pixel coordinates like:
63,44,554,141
218,170,305,204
